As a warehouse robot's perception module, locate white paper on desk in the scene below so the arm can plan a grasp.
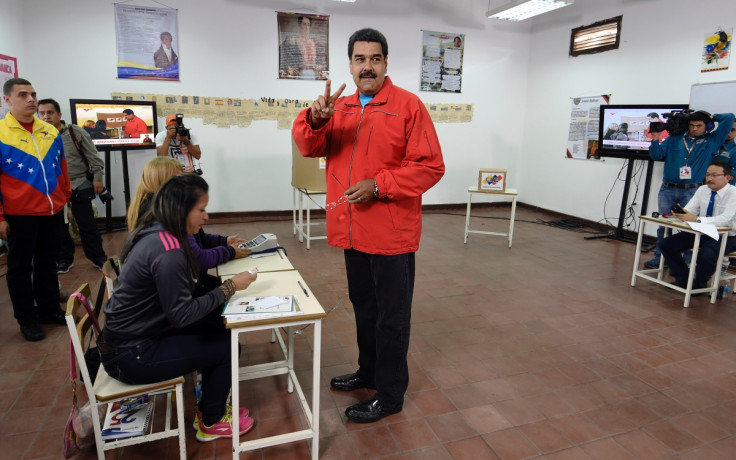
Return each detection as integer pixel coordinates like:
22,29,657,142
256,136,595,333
225,311,304,322
223,295,290,315
224,298,304,322
250,252,276,259
686,222,720,240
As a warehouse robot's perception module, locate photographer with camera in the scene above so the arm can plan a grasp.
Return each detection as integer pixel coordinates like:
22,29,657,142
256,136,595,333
644,109,735,269
38,99,108,273
156,114,202,174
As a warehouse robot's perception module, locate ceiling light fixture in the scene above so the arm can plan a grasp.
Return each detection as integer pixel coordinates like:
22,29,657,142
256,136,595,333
486,0,574,21
330,0,357,3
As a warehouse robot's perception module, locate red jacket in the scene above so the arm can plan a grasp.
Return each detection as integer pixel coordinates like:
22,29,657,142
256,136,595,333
293,77,445,255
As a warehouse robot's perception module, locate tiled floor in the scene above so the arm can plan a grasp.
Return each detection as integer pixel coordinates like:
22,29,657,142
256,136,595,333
2,206,736,459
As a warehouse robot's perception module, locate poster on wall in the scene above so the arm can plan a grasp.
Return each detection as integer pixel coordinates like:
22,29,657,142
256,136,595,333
0,54,18,119
277,12,329,80
701,28,732,73
114,4,179,81
566,95,609,160
420,31,464,93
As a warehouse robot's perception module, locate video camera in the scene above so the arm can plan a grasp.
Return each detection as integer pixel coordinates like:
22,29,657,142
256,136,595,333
174,114,190,139
650,109,694,137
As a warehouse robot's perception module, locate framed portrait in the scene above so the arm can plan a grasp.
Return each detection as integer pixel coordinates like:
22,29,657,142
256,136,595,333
277,12,330,80
478,169,506,193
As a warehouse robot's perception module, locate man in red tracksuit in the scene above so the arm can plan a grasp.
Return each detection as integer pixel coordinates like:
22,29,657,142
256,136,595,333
293,28,445,423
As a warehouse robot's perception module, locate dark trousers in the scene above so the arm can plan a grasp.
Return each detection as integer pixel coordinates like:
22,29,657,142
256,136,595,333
661,232,736,286
344,249,415,407
653,184,697,258
101,316,234,426
5,212,65,326
58,188,106,266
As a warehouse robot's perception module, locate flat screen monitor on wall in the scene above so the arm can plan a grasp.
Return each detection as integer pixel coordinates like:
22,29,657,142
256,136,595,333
598,104,688,159
69,99,158,151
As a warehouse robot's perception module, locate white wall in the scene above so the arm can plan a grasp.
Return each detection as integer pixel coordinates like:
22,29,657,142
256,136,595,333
11,0,735,227
0,0,23,75
521,0,736,234
15,0,531,217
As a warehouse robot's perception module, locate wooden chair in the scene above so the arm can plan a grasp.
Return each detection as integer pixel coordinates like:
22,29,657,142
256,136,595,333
102,256,121,299
65,283,186,460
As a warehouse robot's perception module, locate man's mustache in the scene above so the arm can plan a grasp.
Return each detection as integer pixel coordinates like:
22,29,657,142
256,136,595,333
360,71,377,78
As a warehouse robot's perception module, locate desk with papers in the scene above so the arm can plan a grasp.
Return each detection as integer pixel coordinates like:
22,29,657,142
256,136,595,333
631,215,731,308
222,268,325,459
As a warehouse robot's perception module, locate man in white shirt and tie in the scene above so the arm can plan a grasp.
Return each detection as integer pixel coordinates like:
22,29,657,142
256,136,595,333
662,160,736,289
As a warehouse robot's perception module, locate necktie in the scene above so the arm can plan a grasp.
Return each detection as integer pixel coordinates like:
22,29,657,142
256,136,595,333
706,190,716,217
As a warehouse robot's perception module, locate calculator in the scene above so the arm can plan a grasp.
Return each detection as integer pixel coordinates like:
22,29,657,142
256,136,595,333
238,233,279,253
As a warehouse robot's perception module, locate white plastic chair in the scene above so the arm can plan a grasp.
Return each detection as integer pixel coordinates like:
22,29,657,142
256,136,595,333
65,283,186,460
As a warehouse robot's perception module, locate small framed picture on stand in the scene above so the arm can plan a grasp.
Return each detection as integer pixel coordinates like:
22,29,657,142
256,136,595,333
478,169,506,193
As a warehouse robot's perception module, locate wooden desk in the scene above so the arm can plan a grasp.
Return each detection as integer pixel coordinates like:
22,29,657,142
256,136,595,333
224,270,326,459
631,215,731,308
464,187,518,247
216,249,293,277
293,187,327,249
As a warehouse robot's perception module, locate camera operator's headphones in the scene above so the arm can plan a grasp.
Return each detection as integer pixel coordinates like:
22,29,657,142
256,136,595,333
692,110,715,132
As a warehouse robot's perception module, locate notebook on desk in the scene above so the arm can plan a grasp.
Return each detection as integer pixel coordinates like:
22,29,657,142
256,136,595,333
222,295,303,321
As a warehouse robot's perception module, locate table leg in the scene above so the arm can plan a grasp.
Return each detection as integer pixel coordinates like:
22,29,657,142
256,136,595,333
632,220,646,286
298,191,304,243
508,196,517,248
231,330,240,460
287,326,294,393
293,188,297,236
464,192,472,244
311,320,322,459
306,195,311,250
684,234,702,308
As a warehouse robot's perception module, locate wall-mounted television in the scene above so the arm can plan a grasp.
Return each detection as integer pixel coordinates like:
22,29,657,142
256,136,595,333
598,104,689,159
69,99,158,151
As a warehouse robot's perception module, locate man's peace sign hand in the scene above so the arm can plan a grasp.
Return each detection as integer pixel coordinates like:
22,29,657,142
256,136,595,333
310,80,346,129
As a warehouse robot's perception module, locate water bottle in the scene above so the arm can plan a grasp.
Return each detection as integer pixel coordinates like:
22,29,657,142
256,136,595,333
724,283,731,297
195,373,202,402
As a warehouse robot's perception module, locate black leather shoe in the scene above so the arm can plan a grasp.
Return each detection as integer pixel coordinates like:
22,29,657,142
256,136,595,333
345,397,402,423
21,323,45,342
38,309,66,325
330,372,376,391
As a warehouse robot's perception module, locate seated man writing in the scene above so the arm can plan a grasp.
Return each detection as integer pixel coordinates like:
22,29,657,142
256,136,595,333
662,160,736,289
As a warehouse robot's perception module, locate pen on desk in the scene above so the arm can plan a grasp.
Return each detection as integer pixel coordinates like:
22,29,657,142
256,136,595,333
297,280,310,297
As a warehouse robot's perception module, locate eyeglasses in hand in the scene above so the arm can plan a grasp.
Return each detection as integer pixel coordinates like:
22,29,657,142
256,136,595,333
324,173,349,212
325,195,348,211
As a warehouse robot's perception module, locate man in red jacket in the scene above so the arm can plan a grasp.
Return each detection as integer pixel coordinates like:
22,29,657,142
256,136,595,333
0,78,71,341
293,28,445,423
122,109,148,139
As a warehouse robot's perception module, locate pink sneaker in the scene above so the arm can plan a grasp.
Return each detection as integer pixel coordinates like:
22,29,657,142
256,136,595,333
194,405,249,430
196,406,254,442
